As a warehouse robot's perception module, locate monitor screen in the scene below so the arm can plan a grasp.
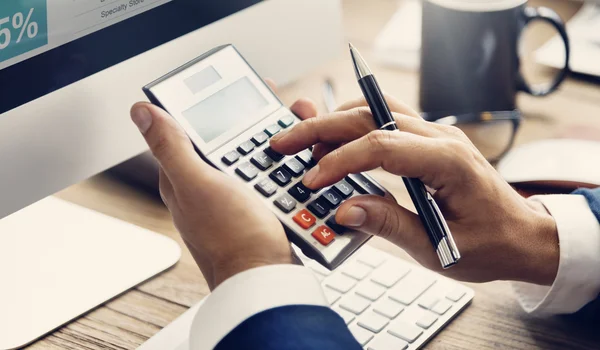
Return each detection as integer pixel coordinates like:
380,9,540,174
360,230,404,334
0,0,263,114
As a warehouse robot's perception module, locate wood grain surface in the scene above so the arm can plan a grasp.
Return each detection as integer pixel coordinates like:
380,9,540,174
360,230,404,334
27,0,600,348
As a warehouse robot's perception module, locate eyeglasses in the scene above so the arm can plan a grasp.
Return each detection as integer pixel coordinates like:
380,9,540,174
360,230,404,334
422,110,522,163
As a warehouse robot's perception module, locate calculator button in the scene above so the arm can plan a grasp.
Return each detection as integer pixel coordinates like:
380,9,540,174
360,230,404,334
222,150,240,166
283,158,305,177
251,131,269,146
321,189,342,208
296,149,315,167
307,197,331,218
235,162,259,181
254,178,278,197
346,174,385,196
274,194,297,213
312,225,336,245
278,114,296,128
326,215,347,235
333,180,354,199
251,152,274,171
265,124,282,137
288,182,311,203
269,167,292,186
264,147,285,162
237,140,255,155
293,209,316,229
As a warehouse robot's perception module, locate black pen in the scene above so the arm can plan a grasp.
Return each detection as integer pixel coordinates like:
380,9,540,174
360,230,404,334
349,43,460,268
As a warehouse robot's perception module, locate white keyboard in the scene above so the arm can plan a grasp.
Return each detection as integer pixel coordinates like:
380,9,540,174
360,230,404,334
139,245,474,350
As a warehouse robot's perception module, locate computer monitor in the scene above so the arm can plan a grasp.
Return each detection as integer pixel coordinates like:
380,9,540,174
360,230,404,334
0,0,343,220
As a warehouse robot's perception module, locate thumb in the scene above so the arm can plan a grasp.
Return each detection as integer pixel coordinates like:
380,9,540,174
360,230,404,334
335,195,428,249
130,102,208,186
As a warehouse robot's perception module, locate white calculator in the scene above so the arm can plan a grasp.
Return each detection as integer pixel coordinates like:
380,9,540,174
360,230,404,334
143,45,394,269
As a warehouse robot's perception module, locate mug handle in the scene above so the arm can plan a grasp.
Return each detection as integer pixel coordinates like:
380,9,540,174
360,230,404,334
517,7,570,97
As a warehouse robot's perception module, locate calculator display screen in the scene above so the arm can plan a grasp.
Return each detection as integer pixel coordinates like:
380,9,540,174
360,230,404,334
182,77,268,142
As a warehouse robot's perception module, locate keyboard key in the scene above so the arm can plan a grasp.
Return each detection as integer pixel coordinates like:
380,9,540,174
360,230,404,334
288,182,311,202
295,149,315,167
367,333,408,350
342,262,372,281
346,174,385,196
358,311,389,333
312,225,336,246
323,287,341,305
321,189,342,208
307,197,331,218
251,152,274,171
235,162,259,181
370,263,410,288
333,306,355,325
358,252,386,268
431,299,452,315
264,147,285,162
373,299,404,319
278,114,295,128
388,274,435,305
237,140,255,155
269,167,292,186
222,150,240,166
416,311,438,329
418,294,439,310
354,281,386,301
325,274,357,293
387,321,423,343
251,131,269,146
254,178,278,197
326,215,348,235
349,324,374,346
265,124,282,136
339,294,371,315
309,263,331,277
333,180,354,199
283,158,305,177
273,194,296,213
446,288,466,302
293,209,316,229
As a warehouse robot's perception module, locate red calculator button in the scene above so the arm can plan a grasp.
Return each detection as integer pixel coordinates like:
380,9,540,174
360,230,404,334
293,209,316,229
312,225,335,246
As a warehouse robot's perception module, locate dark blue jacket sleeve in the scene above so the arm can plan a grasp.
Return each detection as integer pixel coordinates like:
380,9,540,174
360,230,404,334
215,305,361,350
568,188,600,321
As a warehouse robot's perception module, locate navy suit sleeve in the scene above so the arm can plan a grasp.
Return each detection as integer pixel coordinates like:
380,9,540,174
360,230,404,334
568,188,600,321
215,305,361,350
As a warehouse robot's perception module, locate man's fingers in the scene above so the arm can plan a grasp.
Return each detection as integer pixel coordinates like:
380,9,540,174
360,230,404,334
271,107,435,155
335,195,429,250
131,102,207,186
335,93,421,119
302,130,454,189
290,98,318,121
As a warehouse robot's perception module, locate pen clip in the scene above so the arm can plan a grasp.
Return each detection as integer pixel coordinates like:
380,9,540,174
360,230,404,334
426,192,461,264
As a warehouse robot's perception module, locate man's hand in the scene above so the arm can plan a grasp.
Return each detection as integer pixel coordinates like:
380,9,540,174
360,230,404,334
130,93,319,290
270,95,559,285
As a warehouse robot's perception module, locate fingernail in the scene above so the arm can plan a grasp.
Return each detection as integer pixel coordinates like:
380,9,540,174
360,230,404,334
131,106,153,134
270,128,290,142
339,206,367,227
302,165,320,187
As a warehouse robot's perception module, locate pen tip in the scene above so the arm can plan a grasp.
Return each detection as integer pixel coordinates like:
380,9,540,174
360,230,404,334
349,42,355,51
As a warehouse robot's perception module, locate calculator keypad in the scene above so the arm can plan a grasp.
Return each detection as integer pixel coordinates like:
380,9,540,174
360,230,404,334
216,110,386,267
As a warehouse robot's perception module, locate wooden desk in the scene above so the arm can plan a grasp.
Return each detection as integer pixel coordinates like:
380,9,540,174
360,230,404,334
32,0,600,348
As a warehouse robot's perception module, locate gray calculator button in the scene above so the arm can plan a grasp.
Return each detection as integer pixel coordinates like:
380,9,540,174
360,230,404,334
346,174,384,196
251,132,269,146
296,149,315,167
235,162,259,181
274,193,297,213
283,158,305,177
265,124,282,137
222,150,241,166
278,114,295,128
255,178,277,197
237,140,255,155
251,151,274,171
333,180,354,199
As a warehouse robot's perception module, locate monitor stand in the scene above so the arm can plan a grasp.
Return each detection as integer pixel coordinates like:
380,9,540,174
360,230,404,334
0,196,181,350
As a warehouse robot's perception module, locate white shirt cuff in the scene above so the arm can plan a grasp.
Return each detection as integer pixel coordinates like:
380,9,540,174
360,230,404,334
512,194,600,316
189,264,326,349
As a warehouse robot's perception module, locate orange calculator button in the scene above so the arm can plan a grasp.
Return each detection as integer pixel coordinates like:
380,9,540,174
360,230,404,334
312,225,335,246
293,209,316,229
